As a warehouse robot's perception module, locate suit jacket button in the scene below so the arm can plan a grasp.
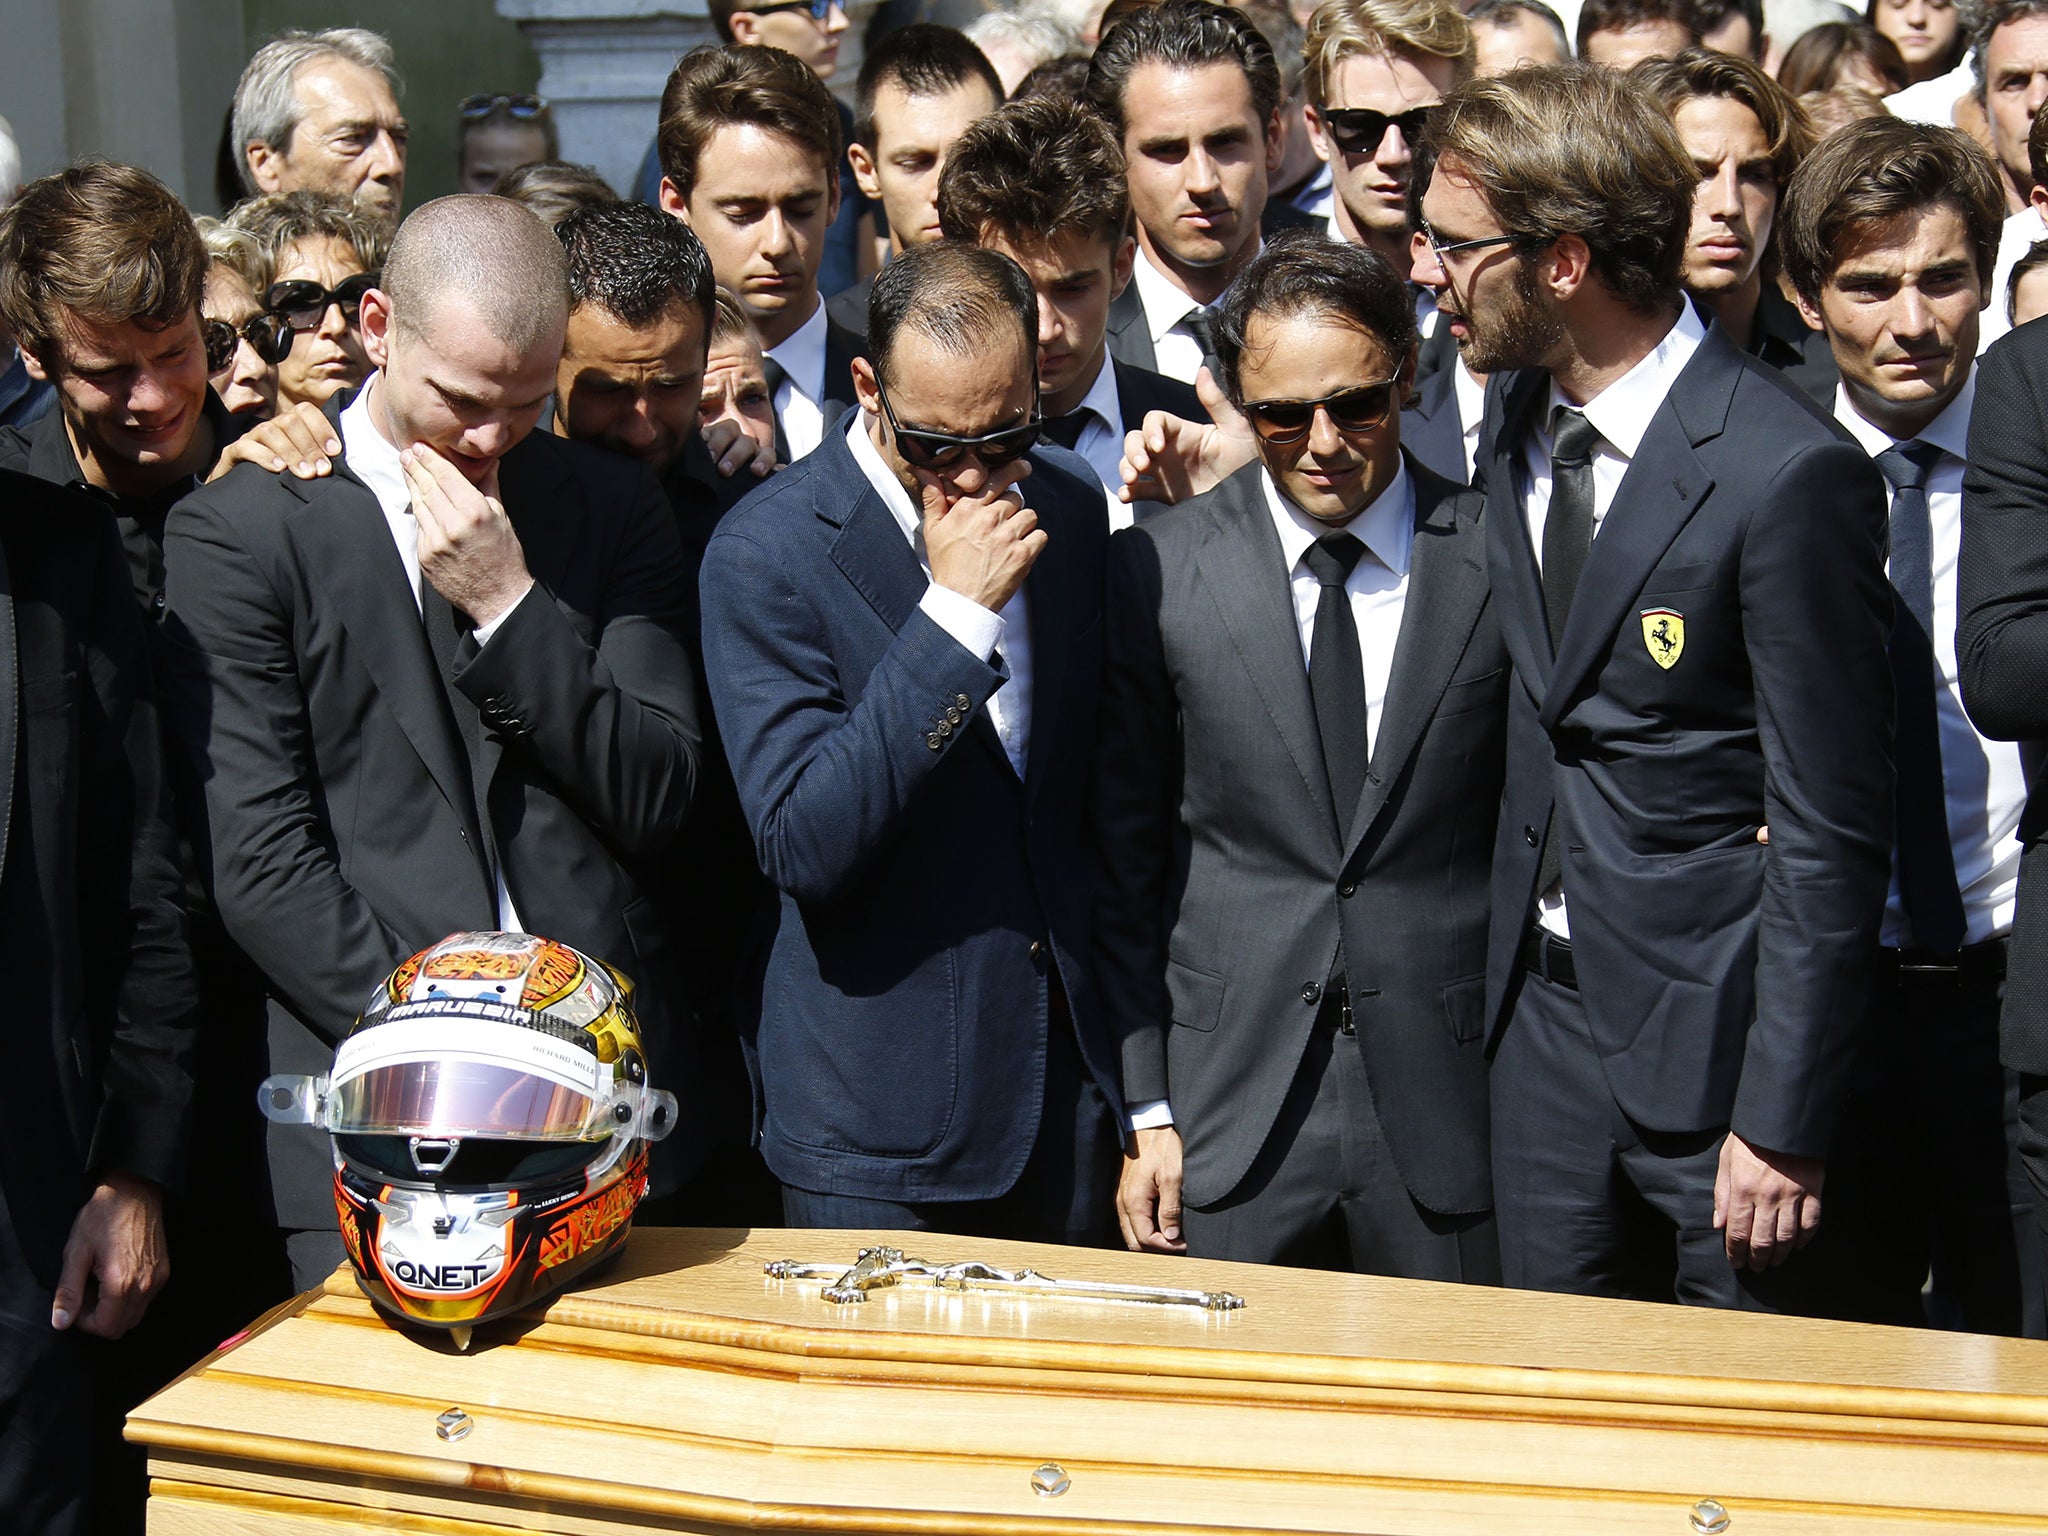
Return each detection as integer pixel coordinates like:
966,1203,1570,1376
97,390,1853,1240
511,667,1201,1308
945,707,963,725
1339,881,1357,898
955,693,971,710
1525,824,1540,847
936,719,953,738
926,732,943,750
1301,981,1322,1005
1029,940,1049,974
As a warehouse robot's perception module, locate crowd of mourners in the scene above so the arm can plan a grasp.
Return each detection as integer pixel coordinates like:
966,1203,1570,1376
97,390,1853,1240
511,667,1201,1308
9,0,2048,1524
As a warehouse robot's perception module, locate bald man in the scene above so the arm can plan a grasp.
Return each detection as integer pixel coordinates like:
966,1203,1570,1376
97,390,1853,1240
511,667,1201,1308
160,195,706,1287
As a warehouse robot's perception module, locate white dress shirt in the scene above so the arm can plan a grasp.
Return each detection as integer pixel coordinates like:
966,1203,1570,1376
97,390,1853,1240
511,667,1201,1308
1453,358,1487,483
846,414,1033,777
1131,245,1238,386
1831,373,2025,947
1520,300,1706,939
1062,351,1137,533
1127,459,1417,1131
1885,57,1977,126
765,299,830,461
340,375,525,932
1983,204,2048,355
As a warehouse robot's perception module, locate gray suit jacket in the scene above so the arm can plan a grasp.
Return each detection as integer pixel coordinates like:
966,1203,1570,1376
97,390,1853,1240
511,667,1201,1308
1093,454,1505,1215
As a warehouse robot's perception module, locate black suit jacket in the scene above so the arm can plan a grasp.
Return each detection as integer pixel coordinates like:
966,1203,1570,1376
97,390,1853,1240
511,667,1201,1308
0,469,198,1283
1400,362,1468,487
699,421,1117,1202
1094,455,1505,1214
825,274,873,338
161,396,705,1225
1113,357,1204,432
1744,286,1839,407
1959,319,2048,1073
1477,323,1892,1159
1106,280,1159,376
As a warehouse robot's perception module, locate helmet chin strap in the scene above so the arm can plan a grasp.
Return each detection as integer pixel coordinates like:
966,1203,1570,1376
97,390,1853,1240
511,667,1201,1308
408,1137,460,1175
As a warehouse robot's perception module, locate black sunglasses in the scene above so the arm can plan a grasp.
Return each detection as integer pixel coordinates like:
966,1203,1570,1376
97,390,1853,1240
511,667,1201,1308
877,382,1042,471
1322,106,1432,156
746,0,840,18
203,312,296,374
459,93,549,120
265,272,380,333
1243,376,1403,446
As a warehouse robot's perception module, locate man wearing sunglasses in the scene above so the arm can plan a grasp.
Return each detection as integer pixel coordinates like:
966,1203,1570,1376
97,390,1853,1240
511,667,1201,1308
1096,232,1504,1278
1415,64,1892,1311
699,242,1125,1241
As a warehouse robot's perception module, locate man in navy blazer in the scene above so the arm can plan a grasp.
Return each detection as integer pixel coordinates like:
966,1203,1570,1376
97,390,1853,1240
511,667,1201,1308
700,242,1123,1237
1417,64,1892,1309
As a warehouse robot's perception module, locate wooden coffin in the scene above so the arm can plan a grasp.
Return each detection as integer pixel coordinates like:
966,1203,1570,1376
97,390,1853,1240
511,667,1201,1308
130,1226,2048,1534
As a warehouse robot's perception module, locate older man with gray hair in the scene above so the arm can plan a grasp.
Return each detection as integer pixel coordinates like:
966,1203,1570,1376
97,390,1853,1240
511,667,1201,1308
232,26,409,224
161,195,706,1288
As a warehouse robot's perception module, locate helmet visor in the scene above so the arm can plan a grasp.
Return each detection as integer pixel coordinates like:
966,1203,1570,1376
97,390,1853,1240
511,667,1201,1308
326,1006,613,1141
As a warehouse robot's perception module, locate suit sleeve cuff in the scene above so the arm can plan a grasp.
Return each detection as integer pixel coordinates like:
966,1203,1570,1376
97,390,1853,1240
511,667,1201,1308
471,581,537,647
917,582,1005,662
1125,1098,1174,1130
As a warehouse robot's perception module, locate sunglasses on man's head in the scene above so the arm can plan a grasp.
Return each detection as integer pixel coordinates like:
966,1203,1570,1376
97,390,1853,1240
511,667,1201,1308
877,382,1042,471
1321,106,1433,156
265,272,380,333
203,312,296,375
459,93,549,120
1242,377,1402,446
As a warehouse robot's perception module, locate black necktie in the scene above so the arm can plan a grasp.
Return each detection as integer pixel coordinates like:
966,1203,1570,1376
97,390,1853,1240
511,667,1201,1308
1304,532,1370,838
762,353,792,464
1877,440,1967,955
420,579,497,881
1536,407,1601,900
1542,406,1601,654
1042,409,1093,451
1183,309,1222,382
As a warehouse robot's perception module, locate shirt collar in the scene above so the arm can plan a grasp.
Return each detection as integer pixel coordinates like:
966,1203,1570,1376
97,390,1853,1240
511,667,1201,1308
1545,299,1705,459
846,409,922,547
340,372,412,518
1131,244,1224,345
1831,365,1976,465
1070,349,1123,436
1260,458,1414,581
765,299,829,404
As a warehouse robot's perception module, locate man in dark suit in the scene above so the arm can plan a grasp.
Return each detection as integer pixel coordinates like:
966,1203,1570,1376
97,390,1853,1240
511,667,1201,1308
0,467,199,1533
162,195,705,1289
699,241,1123,1239
1416,63,1893,1308
937,96,1205,525
1961,250,2048,1336
1784,119,2034,1332
1398,355,1478,484
659,44,863,463
1091,2,1285,386
1099,233,1504,1277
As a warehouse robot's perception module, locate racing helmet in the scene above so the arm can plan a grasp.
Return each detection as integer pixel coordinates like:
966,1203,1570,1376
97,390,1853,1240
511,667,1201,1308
259,932,676,1342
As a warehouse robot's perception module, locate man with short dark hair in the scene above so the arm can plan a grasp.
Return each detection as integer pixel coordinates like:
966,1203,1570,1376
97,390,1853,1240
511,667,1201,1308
162,195,706,1289
1778,116,2029,1333
1695,0,1767,56
937,94,1202,519
1415,62,1892,1309
659,44,862,463
698,241,1122,1238
1088,0,1285,384
1633,48,1837,402
1096,231,1505,1278
828,24,1004,332
232,27,409,225
1468,0,1573,72
1578,0,1703,65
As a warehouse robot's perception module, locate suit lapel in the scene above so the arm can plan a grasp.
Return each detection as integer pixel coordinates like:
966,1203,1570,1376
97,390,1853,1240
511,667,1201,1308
1195,466,1339,838
1540,339,1730,728
1106,282,1157,373
1346,462,1489,852
286,464,488,862
1021,458,1083,806
823,320,862,418
1484,369,1554,701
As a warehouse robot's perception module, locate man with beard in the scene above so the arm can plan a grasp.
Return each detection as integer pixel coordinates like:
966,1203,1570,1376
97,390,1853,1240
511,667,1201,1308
1633,50,1839,404
1413,62,1892,1309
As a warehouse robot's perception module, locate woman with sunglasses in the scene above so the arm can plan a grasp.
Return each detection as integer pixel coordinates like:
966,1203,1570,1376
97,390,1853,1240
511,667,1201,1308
195,220,290,420
225,189,389,411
